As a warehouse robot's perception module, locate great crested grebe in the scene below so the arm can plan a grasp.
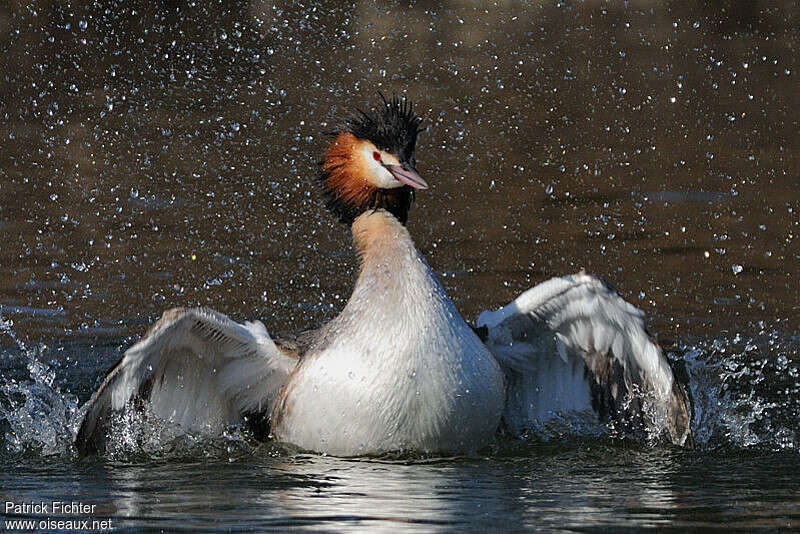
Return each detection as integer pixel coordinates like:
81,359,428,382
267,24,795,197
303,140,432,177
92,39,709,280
75,96,692,456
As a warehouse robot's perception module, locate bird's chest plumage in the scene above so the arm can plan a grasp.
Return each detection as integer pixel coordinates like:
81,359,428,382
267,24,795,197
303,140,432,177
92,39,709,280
270,212,505,455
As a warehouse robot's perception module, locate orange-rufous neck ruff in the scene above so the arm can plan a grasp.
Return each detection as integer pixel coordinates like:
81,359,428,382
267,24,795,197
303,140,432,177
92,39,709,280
322,132,376,210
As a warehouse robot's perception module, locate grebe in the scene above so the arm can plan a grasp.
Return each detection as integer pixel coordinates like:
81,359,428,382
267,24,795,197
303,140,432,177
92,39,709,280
75,96,691,456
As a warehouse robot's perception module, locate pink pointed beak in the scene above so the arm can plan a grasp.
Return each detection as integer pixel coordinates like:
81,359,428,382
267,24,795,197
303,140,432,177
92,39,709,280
385,164,428,190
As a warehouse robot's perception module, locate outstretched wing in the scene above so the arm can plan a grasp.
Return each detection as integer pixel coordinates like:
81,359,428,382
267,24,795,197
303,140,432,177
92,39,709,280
75,307,298,455
477,273,692,446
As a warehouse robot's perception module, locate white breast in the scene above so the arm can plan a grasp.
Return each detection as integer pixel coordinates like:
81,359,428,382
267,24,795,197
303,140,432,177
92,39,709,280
271,211,505,456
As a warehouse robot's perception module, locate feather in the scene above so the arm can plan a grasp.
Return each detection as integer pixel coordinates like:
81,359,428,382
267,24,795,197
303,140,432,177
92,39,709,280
75,307,297,455
478,273,692,446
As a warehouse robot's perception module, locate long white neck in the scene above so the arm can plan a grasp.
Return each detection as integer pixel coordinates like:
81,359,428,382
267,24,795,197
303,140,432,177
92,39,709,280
331,209,461,355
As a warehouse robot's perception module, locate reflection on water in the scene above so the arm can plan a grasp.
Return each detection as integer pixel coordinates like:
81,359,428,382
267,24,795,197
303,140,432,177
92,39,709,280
3,446,800,531
1,0,798,530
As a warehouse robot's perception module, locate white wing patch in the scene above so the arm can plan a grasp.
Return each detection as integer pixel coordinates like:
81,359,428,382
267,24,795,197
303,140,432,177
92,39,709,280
75,307,297,455
478,273,692,446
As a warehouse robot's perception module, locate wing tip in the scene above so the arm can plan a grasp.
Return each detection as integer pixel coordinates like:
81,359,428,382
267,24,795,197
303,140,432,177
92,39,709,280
75,420,100,456
74,397,110,456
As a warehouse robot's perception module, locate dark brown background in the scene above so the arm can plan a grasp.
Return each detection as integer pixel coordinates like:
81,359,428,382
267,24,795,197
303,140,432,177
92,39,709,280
1,0,797,347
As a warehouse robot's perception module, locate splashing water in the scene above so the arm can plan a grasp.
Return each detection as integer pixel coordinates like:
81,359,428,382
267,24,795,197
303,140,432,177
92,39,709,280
0,357,81,456
680,331,800,451
0,307,26,352
1,304,798,458
0,307,260,460
0,308,82,457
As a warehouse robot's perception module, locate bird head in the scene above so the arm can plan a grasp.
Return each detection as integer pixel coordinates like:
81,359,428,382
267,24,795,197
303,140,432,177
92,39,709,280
320,95,426,225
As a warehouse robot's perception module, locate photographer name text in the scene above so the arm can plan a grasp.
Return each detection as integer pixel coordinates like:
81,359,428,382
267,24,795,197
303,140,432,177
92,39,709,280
6,501,96,515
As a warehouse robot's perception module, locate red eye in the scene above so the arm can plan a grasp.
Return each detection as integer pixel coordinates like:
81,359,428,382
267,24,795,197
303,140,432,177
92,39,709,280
372,151,381,162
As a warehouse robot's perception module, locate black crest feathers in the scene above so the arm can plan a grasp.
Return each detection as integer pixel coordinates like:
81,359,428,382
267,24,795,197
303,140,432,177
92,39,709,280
345,93,422,167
